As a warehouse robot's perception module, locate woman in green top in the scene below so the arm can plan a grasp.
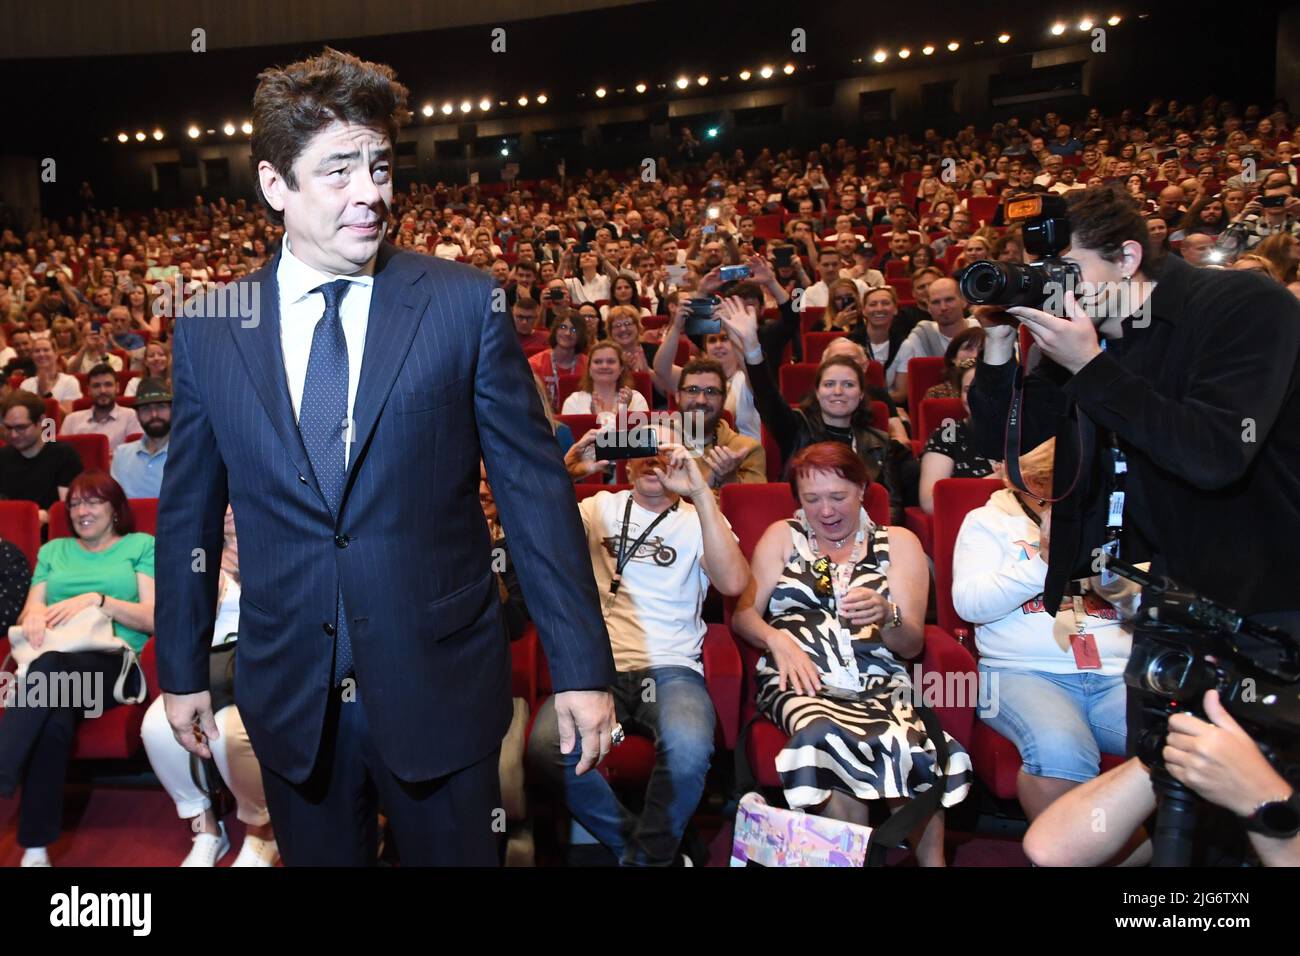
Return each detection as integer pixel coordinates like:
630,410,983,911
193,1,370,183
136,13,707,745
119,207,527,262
0,470,154,868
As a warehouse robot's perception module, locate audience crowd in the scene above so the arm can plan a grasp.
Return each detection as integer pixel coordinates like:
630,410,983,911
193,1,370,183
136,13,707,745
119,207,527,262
1,90,1297,867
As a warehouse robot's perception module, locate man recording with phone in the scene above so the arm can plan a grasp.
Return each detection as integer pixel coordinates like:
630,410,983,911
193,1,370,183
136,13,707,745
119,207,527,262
967,185,1300,863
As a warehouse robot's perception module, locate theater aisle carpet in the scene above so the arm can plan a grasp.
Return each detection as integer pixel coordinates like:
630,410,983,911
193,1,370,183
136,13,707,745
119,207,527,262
3,783,1030,867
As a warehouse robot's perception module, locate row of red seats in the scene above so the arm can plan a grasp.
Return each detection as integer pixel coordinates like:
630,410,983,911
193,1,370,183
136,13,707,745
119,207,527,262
514,475,1076,804
0,498,161,761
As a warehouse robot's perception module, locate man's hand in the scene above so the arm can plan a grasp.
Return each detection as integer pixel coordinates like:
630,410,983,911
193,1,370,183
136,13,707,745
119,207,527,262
1007,289,1102,374
163,690,220,760
1164,689,1292,817
702,443,744,485
563,427,612,481
653,443,710,498
553,688,617,775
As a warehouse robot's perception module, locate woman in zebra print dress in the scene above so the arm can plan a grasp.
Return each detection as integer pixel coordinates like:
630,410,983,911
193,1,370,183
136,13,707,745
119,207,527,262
732,442,972,866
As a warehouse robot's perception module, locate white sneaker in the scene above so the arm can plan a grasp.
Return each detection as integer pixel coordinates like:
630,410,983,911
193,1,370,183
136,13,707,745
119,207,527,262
230,834,280,868
20,848,51,867
180,822,230,867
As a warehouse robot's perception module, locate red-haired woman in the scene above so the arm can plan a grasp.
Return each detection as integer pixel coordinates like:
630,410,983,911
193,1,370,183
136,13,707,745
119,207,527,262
0,471,154,867
731,442,971,866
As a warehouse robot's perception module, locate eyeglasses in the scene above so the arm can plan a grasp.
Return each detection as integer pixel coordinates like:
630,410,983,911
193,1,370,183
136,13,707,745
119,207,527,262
680,385,724,398
3,421,36,432
555,323,577,333
68,496,107,510
611,321,638,330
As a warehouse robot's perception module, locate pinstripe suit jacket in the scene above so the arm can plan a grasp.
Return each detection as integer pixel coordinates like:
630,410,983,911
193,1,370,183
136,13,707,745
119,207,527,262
155,243,615,783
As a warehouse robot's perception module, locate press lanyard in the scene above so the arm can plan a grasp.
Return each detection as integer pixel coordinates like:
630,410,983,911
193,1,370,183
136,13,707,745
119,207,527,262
609,495,677,598
806,511,870,690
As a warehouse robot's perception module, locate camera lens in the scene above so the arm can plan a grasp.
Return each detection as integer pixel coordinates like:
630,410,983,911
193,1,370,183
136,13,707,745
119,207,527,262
1145,651,1193,696
958,260,1048,309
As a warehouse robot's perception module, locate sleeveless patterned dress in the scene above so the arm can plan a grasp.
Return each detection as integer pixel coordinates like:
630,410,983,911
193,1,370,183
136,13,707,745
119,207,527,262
755,517,973,810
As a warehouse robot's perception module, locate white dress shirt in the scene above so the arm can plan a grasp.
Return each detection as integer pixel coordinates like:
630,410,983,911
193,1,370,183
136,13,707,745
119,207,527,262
277,238,374,467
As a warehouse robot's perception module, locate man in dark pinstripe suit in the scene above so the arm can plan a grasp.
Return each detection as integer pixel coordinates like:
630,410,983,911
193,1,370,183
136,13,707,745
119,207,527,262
154,48,617,866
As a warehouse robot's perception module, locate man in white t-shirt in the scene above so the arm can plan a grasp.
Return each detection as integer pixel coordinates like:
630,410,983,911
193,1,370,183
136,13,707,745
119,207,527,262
532,426,748,866
800,247,875,308
888,277,979,404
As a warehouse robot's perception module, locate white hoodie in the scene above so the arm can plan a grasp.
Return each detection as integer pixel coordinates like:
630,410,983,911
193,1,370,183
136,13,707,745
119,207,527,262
951,488,1137,676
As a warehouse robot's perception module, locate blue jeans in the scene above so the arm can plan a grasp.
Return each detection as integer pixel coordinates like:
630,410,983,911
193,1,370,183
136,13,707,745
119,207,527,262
978,665,1128,784
527,665,715,866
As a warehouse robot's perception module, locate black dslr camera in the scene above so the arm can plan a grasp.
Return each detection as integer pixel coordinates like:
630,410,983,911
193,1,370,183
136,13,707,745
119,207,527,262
957,193,1081,309
1104,555,1300,865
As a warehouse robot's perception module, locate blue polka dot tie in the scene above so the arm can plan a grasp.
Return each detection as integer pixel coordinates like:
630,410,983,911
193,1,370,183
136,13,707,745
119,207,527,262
301,278,353,684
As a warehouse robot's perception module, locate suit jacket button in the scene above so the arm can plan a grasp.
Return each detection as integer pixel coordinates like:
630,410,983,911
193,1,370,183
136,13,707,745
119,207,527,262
335,534,350,548
323,623,336,636
298,474,308,483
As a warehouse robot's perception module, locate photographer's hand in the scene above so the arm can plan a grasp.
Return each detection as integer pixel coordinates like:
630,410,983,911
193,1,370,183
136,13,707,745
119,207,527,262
971,305,1018,365
1164,689,1292,818
1008,289,1102,375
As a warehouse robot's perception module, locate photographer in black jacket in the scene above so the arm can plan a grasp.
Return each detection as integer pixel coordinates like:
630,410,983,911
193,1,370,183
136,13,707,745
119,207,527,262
969,185,1300,649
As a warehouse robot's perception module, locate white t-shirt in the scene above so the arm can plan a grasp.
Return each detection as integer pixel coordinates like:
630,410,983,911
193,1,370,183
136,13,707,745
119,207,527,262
891,318,980,376
565,273,612,305
434,242,463,260
800,276,877,309
20,373,82,403
578,489,735,673
561,389,649,428
952,489,1136,676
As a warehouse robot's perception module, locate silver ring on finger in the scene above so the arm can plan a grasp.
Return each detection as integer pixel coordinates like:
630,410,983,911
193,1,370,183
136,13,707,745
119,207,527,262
610,723,626,747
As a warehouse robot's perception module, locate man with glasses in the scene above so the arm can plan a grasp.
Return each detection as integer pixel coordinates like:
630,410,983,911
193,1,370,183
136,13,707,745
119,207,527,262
110,379,172,498
674,358,764,491
0,391,83,527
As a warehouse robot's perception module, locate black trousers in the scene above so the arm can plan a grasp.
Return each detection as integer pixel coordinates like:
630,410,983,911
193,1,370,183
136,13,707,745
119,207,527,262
0,650,136,848
259,684,502,866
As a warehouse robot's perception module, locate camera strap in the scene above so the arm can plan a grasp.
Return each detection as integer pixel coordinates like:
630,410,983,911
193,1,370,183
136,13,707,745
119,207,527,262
1003,360,1087,505
609,495,678,597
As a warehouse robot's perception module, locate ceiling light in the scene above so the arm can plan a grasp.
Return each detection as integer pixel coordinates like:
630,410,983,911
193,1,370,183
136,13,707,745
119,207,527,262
947,40,960,51
759,65,773,78
921,44,935,55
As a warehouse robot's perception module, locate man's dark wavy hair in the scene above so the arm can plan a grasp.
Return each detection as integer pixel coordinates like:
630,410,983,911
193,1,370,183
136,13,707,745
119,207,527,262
249,47,411,225
1066,184,1160,276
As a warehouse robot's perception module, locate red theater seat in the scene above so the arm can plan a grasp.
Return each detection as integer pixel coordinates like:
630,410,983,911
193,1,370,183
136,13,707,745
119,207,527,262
906,356,946,414
44,498,161,760
0,500,40,569
56,433,110,474
719,481,972,791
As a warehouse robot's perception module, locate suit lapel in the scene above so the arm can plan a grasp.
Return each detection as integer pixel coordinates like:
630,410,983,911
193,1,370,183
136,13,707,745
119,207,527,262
226,250,327,509
344,244,428,491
